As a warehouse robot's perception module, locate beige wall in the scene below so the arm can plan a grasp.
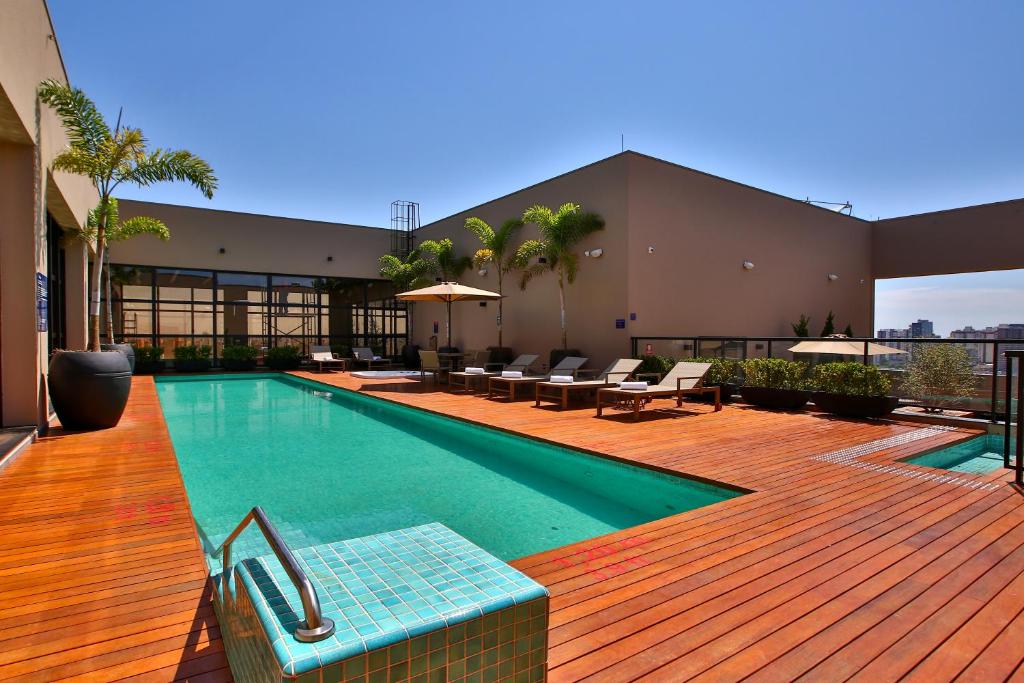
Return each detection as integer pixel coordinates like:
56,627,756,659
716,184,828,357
412,155,630,369
873,199,1024,280
0,0,95,427
410,152,874,370
113,200,392,279
626,153,873,339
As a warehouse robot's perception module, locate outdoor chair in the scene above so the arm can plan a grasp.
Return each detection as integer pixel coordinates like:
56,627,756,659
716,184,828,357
448,354,539,393
418,349,444,382
309,345,347,373
534,358,643,410
488,356,589,401
596,361,720,421
352,347,392,370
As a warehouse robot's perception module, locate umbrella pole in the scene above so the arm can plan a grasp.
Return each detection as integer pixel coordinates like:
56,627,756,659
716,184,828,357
446,299,452,349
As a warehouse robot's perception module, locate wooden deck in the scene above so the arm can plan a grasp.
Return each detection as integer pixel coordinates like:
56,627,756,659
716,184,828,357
1,371,1022,681
0,378,229,682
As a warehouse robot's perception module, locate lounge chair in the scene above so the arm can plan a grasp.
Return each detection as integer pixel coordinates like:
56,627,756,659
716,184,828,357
534,358,643,410
352,347,392,370
309,345,347,373
448,354,538,393
596,361,720,421
418,350,443,382
488,356,588,401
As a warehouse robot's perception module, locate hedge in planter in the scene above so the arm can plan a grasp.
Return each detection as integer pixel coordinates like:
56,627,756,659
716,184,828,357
690,357,740,402
173,344,212,372
266,345,301,370
132,345,165,374
221,344,259,371
812,362,899,418
739,358,812,410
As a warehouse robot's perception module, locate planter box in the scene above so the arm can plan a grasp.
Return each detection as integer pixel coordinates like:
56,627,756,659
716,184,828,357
739,386,811,411
174,359,211,373
695,382,738,403
812,392,900,418
134,360,165,375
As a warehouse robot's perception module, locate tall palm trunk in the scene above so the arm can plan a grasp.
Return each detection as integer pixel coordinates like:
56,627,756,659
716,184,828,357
557,270,567,349
496,269,504,350
88,229,105,351
104,249,114,344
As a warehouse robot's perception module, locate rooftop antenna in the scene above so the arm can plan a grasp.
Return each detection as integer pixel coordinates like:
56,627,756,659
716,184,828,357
804,197,853,215
390,200,419,258
620,133,624,152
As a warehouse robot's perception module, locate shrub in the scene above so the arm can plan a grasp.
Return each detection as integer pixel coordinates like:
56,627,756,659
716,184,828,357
173,344,211,361
265,345,301,370
812,362,891,396
636,354,674,377
792,314,810,337
221,345,259,362
133,345,164,363
903,344,976,407
740,358,808,390
689,357,740,386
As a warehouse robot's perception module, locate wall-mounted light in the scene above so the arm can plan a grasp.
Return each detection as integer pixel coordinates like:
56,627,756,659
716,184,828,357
584,248,604,258
478,268,488,276
827,273,839,281
647,246,655,254
327,255,334,262
742,260,755,270
218,247,226,254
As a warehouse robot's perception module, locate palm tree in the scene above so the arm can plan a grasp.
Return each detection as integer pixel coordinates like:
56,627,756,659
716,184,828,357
378,249,434,292
81,198,171,342
419,238,472,282
38,79,217,351
465,217,523,349
512,203,604,349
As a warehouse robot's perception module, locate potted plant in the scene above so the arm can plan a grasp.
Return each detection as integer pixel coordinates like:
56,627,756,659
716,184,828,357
812,362,899,418
173,345,212,372
690,357,741,403
221,345,259,371
38,80,215,429
132,345,165,374
739,358,812,410
266,345,301,370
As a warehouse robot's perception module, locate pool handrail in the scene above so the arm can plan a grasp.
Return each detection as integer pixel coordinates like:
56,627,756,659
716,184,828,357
214,505,336,642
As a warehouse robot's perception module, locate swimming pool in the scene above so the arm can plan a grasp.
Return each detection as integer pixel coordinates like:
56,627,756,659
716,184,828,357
906,434,1009,475
156,374,742,562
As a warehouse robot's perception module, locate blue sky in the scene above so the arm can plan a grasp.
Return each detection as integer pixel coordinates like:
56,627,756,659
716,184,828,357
48,1,1024,332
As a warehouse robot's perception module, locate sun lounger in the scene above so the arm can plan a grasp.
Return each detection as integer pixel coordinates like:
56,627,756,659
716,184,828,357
488,356,588,401
448,354,538,393
309,345,347,373
596,361,720,421
352,347,393,370
534,358,643,409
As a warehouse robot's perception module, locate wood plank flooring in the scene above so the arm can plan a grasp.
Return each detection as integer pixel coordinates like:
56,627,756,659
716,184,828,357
1,370,1020,682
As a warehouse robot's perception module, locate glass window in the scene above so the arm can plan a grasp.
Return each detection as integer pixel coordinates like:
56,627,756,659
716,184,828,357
155,268,213,301
218,272,268,304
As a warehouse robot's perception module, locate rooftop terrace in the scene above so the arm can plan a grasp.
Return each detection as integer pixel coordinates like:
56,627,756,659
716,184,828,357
1,373,1021,681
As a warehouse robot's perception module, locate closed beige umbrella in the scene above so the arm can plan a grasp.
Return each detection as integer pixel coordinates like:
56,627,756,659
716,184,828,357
396,282,502,349
788,336,907,356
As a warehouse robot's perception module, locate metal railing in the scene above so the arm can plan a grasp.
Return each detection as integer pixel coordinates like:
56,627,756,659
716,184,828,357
1005,351,1023,485
631,335,1023,421
214,506,335,642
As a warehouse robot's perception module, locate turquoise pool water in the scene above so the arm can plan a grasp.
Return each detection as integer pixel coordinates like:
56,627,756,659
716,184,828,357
156,374,741,561
906,434,1009,475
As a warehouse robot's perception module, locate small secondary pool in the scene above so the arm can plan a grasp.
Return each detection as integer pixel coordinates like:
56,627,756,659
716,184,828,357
350,370,424,379
906,434,1010,475
156,374,741,561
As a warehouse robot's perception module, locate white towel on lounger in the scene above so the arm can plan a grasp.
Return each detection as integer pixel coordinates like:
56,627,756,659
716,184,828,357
501,370,523,379
465,367,485,374
549,375,573,383
618,381,648,390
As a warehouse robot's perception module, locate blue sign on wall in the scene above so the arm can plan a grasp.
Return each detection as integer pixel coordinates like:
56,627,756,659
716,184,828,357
36,272,48,332
615,318,625,329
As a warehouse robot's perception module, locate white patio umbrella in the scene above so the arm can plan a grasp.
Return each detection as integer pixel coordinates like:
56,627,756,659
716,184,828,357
788,335,907,357
396,282,502,349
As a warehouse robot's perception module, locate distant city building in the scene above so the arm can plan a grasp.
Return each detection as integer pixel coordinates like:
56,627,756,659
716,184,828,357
949,323,1024,367
909,319,937,338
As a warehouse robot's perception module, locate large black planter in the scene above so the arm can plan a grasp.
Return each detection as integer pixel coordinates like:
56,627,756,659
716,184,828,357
174,359,211,373
401,344,421,369
739,386,812,411
101,343,136,373
48,351,132,430
812,392,900,418
696,382,739,403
